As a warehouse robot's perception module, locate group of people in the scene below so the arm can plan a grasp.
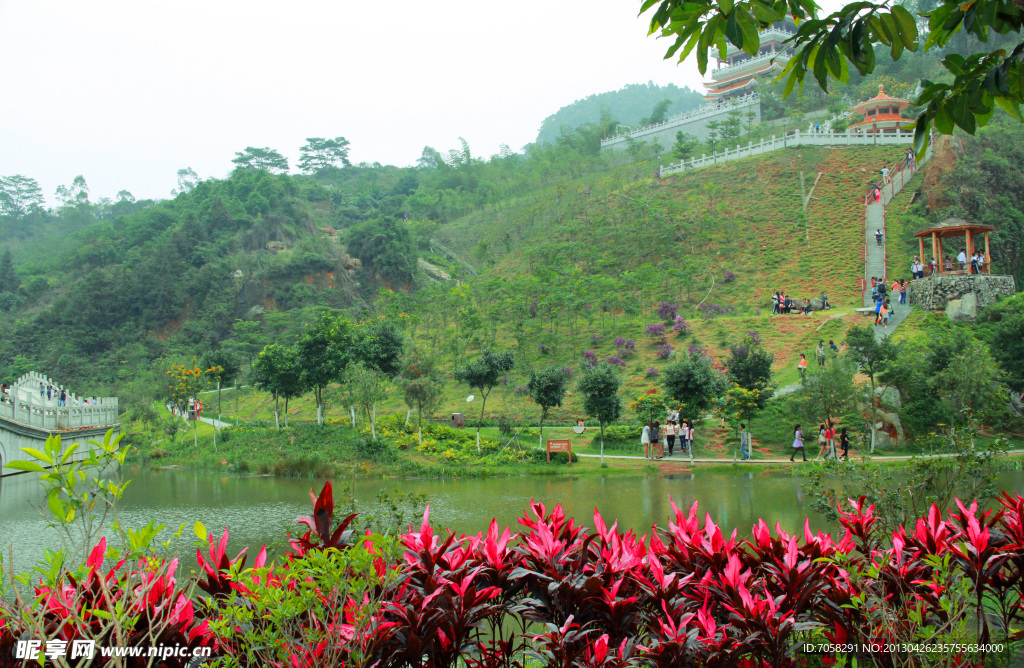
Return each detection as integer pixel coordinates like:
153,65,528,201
641,413,696,460
868,276,907,328
790,421,851,462
771,291,830,315
798,339,840,381
912,248,989,278
38,381,68,407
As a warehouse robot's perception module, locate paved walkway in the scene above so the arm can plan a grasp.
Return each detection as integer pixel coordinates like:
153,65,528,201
576,450,1024,465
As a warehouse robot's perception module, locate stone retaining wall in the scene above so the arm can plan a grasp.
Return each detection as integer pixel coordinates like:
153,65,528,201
906,274,1017,312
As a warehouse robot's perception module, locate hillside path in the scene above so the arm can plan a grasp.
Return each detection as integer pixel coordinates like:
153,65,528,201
863,204,887,307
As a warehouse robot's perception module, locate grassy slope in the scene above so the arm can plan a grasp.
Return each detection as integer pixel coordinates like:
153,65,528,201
187,147,912,442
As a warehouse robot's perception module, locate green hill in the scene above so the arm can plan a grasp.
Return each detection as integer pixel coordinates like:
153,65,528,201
535,82,705,145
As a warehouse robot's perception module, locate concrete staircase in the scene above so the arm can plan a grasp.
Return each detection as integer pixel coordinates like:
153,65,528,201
863,204,888,307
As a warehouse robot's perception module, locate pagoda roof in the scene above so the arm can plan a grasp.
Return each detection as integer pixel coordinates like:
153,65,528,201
913,217,996,238
848,113,912,129
705,74,762,97
853,85,911,113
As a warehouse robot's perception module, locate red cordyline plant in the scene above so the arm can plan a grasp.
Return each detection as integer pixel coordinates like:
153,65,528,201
9,537,215,667
7,483,1024,668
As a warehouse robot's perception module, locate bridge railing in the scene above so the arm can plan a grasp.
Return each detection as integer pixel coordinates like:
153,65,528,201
2,371,119,431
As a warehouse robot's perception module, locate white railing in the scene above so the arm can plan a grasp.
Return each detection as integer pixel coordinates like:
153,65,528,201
601,94,761,147
659,128,915,176
712,50,792,76
1,371,119,431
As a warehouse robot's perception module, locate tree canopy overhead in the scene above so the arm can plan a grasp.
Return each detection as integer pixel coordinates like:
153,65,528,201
641,0,1024,149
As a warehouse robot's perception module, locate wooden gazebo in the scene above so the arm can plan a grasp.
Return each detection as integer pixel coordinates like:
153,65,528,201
913,217,995,274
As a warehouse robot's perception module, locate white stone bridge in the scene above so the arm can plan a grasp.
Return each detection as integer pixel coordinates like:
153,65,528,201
0,371,120,476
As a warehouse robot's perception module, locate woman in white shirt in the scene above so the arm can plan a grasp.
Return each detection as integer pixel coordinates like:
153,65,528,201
641,422,652,460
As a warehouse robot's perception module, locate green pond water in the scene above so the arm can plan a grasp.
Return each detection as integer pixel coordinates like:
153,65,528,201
3,467,1024,573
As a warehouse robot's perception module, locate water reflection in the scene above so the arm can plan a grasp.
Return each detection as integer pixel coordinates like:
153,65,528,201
3,467,1024,573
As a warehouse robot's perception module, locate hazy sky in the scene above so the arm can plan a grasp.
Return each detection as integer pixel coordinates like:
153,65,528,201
0,0,707,204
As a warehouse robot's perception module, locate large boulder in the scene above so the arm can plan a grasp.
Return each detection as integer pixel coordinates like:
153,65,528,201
945,292,978,321
808,298,824,311
875,385,902,411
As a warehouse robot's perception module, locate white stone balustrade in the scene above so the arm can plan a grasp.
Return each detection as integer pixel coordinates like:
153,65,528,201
658,128,916,176
1,371,119,432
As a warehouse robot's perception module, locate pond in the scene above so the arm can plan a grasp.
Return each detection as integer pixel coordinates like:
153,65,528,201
3,466,1024,574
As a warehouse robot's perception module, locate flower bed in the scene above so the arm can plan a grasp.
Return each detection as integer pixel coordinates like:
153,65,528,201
3,483,1022,667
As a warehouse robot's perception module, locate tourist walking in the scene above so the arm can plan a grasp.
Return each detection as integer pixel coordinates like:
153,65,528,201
816,423,830,460
665,420,676,456
816,341,826,368
59,388,67,407
771,291,780,315
821,291,831,310
839,427,851,460
906,149,915,168
958,248,968,270
739,423,751,460
641,422,653,460
790,424,807,462
685,420,695,455
881,300,891,328
798,354,808,382
900,279,907,305
873,184,881,203
875,229,883,247
39,381,44,398
880,165,890,183
977,252,985,273
874,298,883,325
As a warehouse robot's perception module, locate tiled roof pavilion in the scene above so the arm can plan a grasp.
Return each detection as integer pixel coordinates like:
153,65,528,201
849,85,913,133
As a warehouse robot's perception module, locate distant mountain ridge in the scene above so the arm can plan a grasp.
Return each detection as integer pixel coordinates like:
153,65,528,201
535,82,705,145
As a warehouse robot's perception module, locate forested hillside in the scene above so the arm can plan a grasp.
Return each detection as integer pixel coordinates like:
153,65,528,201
0,48,1022,421
535,82,704,145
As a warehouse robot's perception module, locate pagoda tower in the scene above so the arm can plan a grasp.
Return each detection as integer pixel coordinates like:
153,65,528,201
704,17,798,103
847,85,913,134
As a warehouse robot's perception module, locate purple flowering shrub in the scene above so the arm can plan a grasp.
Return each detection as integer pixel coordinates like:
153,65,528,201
644,323,666,338
560,365,574,379
614,337,636,350
514,384,530,396
655,343,672,359
745,330,762,346
724,270,736,283
672,316,689,336
590,334,605,345
656,301,678,321
698,303,736,321
646,367,660,379
605,356,627,368
688,342,708,357
583,350,598,366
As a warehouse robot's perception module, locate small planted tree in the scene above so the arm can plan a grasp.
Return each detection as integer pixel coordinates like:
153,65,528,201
662,351,728,416
252,344,306,430
724,385,764,458
577,362,622,465
201,349,242,426
845,326,896,452
726,333,776,404
296,312,356,426
355,318,405,438
397,349,444,445
166,358,220,448
527,366,571,447
792,354,858,440
453,349,515,453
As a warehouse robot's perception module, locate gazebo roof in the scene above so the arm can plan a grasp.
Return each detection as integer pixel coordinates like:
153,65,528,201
913,217,996,238
853,85,911,113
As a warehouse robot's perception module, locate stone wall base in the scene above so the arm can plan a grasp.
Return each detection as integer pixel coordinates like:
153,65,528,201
906,274,1017,314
